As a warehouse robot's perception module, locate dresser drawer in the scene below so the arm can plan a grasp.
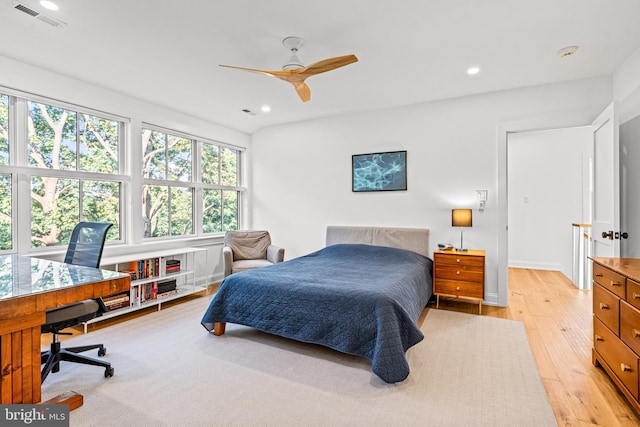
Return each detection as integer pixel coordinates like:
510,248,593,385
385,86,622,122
434,264,484,283
594,317,640,399
626,279,640,310
433,253,484,268
593,283,620,334
621,301,640,355
593,263,626,298
434,279,483,299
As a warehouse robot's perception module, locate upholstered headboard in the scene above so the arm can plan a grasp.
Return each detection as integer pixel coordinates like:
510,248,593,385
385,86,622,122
326,226,430,257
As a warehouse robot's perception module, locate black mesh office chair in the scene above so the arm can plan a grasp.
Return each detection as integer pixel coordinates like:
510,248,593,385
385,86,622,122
41,222,115,383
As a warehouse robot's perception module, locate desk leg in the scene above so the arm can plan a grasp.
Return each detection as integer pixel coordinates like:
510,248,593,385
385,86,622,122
1,326,84,410
43,391,83,411
1,326,41,404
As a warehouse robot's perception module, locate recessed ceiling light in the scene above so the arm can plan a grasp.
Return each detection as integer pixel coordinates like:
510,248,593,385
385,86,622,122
261,105,271,113
467,66,480,76
40,1,59,11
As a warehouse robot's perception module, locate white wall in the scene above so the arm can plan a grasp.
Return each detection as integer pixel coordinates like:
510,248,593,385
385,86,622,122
0,55,251,285
250,77,612,306
507,127,592,278
614,45,640,123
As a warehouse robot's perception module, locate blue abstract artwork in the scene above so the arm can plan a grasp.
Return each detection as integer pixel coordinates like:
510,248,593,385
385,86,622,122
352,151,407,192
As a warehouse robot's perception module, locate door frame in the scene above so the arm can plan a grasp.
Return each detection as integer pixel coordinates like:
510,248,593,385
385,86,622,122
497,109,604,306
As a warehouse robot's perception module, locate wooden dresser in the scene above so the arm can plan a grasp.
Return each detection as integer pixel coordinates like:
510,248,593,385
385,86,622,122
433,249,485,314
591,257,640,414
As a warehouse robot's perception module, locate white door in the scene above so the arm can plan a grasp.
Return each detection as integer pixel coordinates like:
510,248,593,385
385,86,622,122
591,103,620,257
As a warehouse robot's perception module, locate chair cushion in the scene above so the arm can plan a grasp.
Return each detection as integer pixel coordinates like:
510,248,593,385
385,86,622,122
232,259,274,274
225,231,271,260
44,299,100,326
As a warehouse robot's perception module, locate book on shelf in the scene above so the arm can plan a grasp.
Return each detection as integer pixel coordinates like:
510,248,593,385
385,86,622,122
126,258,163,280
121,269,137,280
165,259,181,274
104,300,130,311
102,292,130,311
157,279,177,294
142,281,157,302
129,278,179,303
157,289,179,298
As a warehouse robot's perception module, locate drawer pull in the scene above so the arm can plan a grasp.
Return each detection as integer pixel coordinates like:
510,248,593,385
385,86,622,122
595,273,604,277
634,293,640,300
599,303,609,310
621,363,632,373
456,287,460,291
595,334,603,341
634,329,640,338
611,281,621,287
456,271,460,275
456,259,460,263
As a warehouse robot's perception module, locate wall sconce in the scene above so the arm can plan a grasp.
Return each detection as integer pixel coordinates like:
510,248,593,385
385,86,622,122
452,209,472,252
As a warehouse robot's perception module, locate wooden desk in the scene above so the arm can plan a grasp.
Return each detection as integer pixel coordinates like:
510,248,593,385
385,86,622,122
0,254,130,406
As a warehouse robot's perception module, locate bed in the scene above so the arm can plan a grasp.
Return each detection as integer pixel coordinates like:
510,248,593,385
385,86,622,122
201,226,433,383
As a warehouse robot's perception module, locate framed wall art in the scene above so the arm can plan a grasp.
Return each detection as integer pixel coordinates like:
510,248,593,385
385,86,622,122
352,150,407,192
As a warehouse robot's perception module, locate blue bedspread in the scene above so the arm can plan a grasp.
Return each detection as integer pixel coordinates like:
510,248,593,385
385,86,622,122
201,243,433,383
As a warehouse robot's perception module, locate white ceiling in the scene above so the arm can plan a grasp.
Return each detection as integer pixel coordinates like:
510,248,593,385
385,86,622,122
2,0,640,134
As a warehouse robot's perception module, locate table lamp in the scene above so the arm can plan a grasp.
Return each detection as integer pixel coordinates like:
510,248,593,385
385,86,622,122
452,209,472,252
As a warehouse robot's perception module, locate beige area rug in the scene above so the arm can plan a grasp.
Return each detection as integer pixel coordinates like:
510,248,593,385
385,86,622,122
41,296,557,427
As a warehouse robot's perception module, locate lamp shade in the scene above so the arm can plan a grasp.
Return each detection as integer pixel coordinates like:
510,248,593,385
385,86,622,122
452,209,472,227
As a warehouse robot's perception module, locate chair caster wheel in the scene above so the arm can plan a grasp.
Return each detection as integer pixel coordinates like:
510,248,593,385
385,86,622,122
98,347,106,357
105,366,114,378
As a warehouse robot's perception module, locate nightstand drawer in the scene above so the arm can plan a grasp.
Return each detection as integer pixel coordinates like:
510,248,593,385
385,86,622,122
593,283,620,334
434,279,483,299
434,264,484,283
433,253,484,267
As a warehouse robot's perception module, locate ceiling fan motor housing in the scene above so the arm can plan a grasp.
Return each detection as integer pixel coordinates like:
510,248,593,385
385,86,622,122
282,36,305,70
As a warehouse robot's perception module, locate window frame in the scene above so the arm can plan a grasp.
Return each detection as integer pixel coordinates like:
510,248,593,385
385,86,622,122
141,123,245,241
0,87,129,254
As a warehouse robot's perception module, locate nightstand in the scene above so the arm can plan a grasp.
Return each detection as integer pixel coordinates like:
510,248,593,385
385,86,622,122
433,249,486,314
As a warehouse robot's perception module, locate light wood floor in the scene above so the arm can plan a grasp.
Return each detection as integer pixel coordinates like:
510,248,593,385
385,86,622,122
430,268,640,427
44,269,639,425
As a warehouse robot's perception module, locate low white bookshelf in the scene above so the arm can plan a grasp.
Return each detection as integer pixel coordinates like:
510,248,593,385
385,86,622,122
84,247,207,331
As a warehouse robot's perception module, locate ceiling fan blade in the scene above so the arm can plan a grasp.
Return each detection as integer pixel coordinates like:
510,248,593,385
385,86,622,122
302,54,358,76
293,82,311,102
219,64,279,78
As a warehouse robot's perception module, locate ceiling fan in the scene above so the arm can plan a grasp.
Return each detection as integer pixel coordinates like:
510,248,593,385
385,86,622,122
220,36,358,102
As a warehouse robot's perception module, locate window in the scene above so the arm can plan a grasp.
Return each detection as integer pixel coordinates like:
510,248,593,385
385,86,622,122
0,87,244,253
201,144,239,233
27,101,122,247
142,127,241,238
0,91,125,250
0,94,11,250
142,129,194,238
0,174,10,251
0,93,7,166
